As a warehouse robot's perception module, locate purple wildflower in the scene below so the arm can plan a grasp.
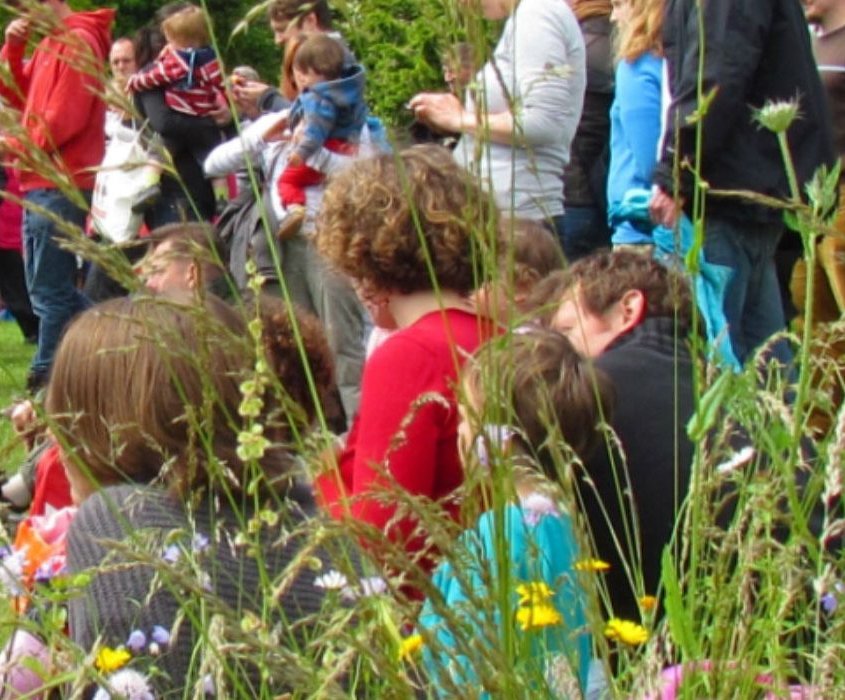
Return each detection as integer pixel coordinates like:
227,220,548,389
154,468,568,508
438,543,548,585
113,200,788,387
162,545,181,564
202,674,216,696
192,533,210,553
126,630,146,654
150,625,170,646
821,593,838,614
34,562,54,584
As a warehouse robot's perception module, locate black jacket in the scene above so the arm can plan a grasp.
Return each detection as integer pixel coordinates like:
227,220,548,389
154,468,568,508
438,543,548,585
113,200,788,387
654,0,835,224
578,317,695,621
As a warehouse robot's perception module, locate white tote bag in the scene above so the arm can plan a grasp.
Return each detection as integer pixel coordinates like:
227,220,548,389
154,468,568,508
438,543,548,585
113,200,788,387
90,122,157,243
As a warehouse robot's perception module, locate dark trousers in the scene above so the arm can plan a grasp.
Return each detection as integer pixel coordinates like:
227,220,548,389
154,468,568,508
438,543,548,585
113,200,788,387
0,247,38,342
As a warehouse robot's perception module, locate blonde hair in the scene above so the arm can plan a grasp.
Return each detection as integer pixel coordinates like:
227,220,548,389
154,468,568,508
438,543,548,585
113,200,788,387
617,0,664,62
162,5,211,48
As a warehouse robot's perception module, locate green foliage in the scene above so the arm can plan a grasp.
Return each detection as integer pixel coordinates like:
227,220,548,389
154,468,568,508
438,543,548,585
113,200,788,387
334,0,453,129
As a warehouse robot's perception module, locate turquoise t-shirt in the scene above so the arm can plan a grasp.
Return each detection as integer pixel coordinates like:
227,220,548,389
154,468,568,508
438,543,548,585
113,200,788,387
418,497,590,697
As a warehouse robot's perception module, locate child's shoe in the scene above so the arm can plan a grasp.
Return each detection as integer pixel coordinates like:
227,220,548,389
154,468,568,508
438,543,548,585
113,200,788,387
130,184,161,214
277,205,306,241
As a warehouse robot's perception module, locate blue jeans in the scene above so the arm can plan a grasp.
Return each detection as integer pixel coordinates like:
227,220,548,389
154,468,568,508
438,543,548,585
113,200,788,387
560,205,611,261
23,188,91,377
703,215,792,365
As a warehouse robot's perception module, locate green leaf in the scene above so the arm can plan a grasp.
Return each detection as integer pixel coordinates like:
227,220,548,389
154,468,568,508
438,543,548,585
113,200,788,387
661,548,700,658
783,209,800,233
687,370,732,442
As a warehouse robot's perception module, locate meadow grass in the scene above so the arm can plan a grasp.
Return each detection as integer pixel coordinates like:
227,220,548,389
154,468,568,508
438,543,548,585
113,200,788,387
0,319,33,473
0,4,839,698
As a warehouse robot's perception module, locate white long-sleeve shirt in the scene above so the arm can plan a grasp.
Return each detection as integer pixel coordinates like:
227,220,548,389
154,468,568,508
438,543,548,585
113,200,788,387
455,0,586,220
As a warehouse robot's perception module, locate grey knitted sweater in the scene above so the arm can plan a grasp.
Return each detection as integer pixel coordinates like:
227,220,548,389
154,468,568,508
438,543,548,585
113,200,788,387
67,483,355,697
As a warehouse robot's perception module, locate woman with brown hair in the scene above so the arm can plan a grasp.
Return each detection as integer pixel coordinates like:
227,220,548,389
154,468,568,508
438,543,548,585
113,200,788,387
313,144,499,579
47,294,347,695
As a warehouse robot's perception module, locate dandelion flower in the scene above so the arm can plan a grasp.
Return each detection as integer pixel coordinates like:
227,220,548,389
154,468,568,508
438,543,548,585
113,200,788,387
574,558,610,573
638,595,658,612
314,570,348,591
398,634,424,661
516,603,563,631
516,581,554,606
95,646,132,673
604,618,649,646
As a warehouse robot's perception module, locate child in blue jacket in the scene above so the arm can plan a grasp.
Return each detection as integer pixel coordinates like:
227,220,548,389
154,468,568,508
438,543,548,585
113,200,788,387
272,33,367,238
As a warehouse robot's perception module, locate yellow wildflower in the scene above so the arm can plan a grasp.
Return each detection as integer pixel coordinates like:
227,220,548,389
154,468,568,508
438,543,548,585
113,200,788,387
95,646,131,673
398,634,424,661
639,595,658,612
516,603,563,631
604,618,649,646
574,558,610,573
516,581,554,606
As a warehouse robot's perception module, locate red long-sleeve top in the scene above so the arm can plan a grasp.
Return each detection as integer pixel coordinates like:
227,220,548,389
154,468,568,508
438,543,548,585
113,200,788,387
315,308,497,571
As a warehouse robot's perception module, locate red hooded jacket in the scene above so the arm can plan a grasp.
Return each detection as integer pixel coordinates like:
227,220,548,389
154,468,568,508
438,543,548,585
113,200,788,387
0,9,114,192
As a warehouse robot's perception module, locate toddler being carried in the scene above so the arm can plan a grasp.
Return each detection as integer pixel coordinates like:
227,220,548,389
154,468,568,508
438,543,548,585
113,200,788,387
269,33,367,239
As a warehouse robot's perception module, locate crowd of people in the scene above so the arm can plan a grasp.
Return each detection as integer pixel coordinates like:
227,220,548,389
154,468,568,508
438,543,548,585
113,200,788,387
0,0,841,696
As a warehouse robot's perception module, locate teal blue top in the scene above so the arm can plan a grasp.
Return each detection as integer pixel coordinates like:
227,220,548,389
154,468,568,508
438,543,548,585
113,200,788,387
418,497,590,697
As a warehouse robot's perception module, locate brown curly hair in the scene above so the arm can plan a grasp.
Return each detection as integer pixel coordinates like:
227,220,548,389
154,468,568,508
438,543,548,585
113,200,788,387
315,144,498,295
258,295,337,430
529,250,693,330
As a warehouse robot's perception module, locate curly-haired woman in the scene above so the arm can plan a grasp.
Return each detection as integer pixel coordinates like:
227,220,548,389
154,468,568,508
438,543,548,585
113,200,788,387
313,145,500,581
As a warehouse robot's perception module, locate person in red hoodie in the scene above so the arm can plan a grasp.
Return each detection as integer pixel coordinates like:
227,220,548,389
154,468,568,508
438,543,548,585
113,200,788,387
0,1,114,392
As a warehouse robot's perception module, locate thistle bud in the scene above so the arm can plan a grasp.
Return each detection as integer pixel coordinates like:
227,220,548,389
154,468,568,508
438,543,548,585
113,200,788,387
755,100,800,134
